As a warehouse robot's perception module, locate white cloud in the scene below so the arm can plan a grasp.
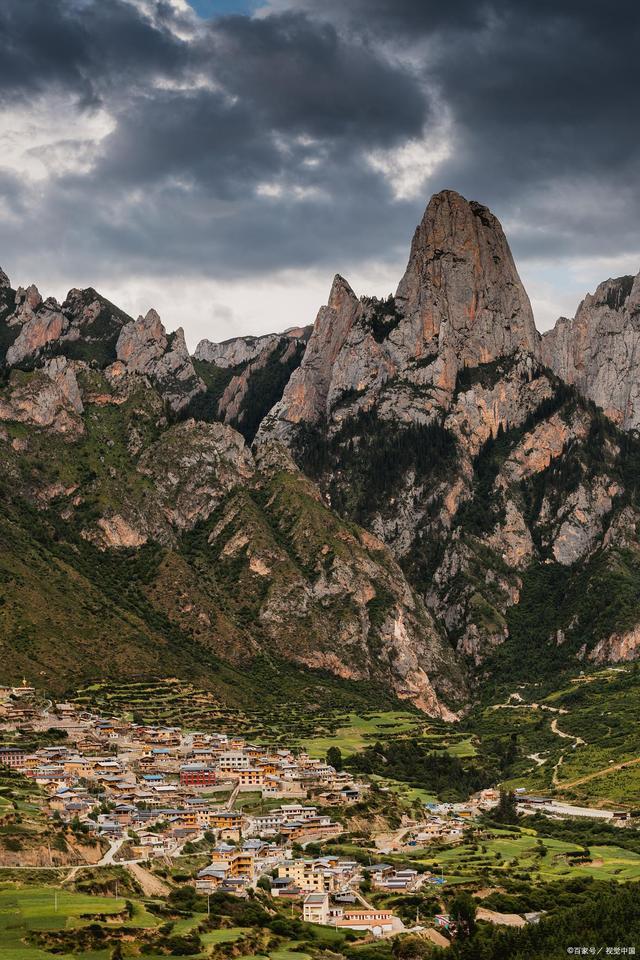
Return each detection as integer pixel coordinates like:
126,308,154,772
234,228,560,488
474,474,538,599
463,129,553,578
0,96,114,182
366,112,453,201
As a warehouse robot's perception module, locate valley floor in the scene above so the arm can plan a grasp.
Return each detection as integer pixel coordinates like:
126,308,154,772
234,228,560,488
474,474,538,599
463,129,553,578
1,666,639,959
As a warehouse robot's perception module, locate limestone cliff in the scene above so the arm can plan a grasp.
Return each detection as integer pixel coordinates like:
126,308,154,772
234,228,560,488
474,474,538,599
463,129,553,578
108,309,205,412
2,187,640,698
195,326,311,368
0,275,204,413
259,190,539,442
542,272,640,429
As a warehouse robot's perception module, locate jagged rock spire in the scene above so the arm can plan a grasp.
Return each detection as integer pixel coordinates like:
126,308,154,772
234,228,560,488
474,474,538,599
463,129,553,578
258,190,541,441
258,273,361,434
395,189,538,369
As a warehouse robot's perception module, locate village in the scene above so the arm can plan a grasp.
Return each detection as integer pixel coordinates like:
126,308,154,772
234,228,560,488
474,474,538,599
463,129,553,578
0,682,504,943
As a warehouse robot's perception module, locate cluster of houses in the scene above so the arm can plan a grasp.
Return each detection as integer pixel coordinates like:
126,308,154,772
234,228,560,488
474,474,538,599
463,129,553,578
0,685,492,940
0,688,368,892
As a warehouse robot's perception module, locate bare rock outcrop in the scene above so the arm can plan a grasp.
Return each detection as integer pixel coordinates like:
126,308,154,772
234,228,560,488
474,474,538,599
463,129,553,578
394,190,539,390
195,326,311,368
137,419,254,529
542,272,640,429
0,357,84,435
259,274,362,438
258,191,541,443
109,309,205,412
588,624,640,664
6,287,68,366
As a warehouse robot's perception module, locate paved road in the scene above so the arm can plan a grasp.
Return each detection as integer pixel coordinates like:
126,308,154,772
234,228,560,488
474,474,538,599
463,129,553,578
97,835,127,865
519,800,614,820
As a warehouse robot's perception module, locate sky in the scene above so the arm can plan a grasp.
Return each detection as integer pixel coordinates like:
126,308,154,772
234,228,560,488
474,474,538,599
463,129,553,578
0,0,638,349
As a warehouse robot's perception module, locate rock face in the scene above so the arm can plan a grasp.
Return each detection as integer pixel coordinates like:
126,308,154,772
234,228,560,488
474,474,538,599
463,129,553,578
217,337,304,427
261,275,363,437
542,272,640,429
259,191,540,443
109,309,205,412
137,419,255,529
0,272,204,413
192,326,311,442
5,287,68,367
0,357,84,435
394,190,538,384
195,326,311,367
0,278,134,371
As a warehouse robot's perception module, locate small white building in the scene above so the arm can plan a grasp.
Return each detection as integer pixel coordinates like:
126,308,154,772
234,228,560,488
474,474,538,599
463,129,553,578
303,892,329,925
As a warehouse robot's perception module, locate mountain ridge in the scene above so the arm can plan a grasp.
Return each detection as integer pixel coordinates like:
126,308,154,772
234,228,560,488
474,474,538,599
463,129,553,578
1,188,640,713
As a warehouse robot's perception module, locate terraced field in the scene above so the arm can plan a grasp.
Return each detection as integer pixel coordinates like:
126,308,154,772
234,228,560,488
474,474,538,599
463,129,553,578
73,678,253,733
388,825,640,886
71,667,405,745
466,665,640,807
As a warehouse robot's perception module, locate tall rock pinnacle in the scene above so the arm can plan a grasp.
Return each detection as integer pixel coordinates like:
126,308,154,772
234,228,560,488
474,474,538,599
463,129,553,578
258,273,361,436
258,190,541,442
395,190,538,372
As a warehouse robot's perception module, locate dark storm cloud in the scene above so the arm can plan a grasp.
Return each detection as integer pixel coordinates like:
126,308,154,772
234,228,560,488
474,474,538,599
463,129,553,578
207,14,427,144
0,0,436,282
0,0,638,317
89,10,429,194
280,0,640,259
0,0,189,107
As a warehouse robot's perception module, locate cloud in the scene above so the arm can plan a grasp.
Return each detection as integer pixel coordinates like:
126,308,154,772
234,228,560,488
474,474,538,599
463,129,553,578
0,0,638,341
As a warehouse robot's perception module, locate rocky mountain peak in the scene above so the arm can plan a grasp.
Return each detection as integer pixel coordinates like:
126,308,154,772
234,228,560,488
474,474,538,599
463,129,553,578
195,323,311,369
395,189,538,369
111,309,204,413
115,308,168,367
16,284,43,311
542,268,640,429
258,191,541,443
327,273,357,312
258,272,362,437
582,274,638,314
0,267,12,289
